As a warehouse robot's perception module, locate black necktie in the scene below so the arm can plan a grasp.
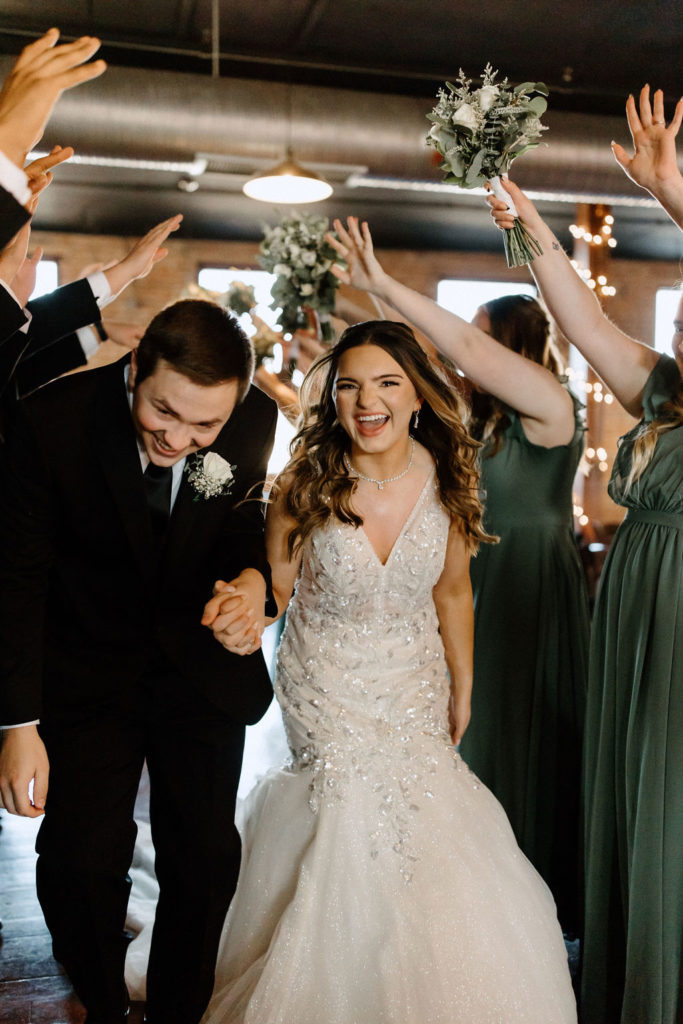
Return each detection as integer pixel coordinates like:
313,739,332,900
143,462,173,537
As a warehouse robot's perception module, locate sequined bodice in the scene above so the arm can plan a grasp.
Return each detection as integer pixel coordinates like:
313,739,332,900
274,476,472,874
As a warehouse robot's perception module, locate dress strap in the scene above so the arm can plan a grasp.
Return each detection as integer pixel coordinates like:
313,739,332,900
623,508,683,531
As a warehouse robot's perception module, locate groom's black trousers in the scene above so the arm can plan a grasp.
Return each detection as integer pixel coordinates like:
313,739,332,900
35,663,245,1024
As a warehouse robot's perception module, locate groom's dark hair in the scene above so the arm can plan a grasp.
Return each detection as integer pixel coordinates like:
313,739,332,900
135,299,255,401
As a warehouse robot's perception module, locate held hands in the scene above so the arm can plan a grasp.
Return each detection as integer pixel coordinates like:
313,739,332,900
102,214,183,298
612,85,683,198
448,690,471,748
0,29,106,170
326,216,388,296
0,724,49,817
201,568,267,656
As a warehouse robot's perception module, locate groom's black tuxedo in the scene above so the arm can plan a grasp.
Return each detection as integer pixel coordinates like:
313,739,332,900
0,353,276,727
0,354,277,1023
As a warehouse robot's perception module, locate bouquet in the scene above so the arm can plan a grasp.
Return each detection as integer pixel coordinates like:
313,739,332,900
426,64,548,267
224,280,256,316
258,212,342,342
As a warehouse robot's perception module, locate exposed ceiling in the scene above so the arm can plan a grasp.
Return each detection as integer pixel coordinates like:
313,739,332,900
0,1,681,260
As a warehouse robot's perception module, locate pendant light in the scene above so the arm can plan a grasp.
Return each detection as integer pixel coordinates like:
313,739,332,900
242,83,333,204
243,149,333,203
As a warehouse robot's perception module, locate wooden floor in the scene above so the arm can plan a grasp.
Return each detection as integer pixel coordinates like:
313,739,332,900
0,780,149,1024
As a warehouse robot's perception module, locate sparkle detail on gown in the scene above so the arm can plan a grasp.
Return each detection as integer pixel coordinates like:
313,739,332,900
203,475,577,1023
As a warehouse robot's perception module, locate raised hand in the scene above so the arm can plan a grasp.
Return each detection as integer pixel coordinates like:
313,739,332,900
103,214,183,298
0,29,106,169
611,85,683,197
326,216,388,296
486,177,542,233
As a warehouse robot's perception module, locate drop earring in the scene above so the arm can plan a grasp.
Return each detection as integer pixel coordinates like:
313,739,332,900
412,408,420,432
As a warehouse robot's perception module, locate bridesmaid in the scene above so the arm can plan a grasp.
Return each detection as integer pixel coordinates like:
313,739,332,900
327,219,589,935
488,85,683,1024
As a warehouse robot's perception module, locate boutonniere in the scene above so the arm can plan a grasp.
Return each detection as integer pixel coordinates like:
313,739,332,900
185,451,235,501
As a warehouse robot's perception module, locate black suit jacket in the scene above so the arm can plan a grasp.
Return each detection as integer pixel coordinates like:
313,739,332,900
0,278,99,395
0,186,30,251
0,355,278,727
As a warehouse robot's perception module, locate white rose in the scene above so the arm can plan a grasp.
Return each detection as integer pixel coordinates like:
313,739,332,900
451,103,478,130
287,244,301,259
202,452,233,485
299,283,314,296
429,124,453,150
273,263,292,278
476,85,499,112
300,250,317,266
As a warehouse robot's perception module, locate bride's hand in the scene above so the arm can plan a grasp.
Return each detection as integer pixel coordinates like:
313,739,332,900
448,691,471,747
201,570,265,655
326,216,388,295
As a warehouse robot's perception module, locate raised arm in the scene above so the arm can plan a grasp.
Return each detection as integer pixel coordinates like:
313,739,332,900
432,521,474,747
612,85,683,230
488,179,659,417
327,217,574,446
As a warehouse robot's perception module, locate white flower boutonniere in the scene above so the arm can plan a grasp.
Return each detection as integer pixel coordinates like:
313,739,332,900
186,451,235,501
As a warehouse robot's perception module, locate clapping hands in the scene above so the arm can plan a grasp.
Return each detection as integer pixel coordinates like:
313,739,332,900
201,568,267,656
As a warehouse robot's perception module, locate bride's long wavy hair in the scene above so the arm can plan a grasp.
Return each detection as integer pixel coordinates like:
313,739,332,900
275,320,497,557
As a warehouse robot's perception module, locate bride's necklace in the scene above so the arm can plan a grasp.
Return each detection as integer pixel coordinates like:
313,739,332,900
344,437,415,491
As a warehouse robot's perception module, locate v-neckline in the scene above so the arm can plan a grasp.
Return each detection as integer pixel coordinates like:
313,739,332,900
358,469,435,568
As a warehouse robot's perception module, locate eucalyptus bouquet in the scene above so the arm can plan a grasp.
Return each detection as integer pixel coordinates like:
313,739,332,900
258,212,341,342
427,65,548,266
224,280,256,316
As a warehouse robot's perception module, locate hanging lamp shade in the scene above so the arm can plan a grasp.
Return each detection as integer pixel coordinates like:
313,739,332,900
242,151,333,204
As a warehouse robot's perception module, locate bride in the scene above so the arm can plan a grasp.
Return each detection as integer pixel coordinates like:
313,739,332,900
201,318,577,1023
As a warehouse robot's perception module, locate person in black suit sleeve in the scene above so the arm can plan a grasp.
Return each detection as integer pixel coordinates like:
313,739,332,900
0,299,278,1024
0,214,182,436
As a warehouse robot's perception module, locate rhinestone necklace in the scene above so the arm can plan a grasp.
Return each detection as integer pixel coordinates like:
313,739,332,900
344,437,415,491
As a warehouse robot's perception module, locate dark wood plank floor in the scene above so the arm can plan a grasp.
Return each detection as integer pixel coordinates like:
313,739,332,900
0,778,149,1023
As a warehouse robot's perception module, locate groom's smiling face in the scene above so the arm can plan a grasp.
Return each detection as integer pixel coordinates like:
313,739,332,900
129,354,239,466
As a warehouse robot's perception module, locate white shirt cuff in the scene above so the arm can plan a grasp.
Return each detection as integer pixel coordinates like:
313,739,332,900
0,149,30,206
1,720,40,729
77,325,101,359
87,270,113,309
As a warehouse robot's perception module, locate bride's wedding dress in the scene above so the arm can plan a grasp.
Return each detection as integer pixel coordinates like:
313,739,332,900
202,475,577,1023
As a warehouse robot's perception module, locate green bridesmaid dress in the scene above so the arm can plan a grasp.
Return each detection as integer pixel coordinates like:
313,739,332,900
460,392,589,934
581,354,682,1024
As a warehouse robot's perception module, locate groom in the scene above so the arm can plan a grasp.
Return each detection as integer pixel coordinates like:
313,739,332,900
0,298,277,1023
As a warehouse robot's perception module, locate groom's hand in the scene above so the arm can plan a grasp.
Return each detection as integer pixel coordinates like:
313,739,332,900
201,569,266,655
0,724,49,816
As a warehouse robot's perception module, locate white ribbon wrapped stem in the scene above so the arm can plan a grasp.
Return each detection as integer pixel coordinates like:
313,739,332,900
488,175,518,218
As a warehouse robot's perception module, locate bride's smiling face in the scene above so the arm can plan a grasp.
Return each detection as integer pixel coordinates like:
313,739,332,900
333,344,421,453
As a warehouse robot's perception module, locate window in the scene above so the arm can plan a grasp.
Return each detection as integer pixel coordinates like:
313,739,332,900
436,279,536,323
654,288,681,355
198,266,293,476
197,266,279,347
30,259,59,299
